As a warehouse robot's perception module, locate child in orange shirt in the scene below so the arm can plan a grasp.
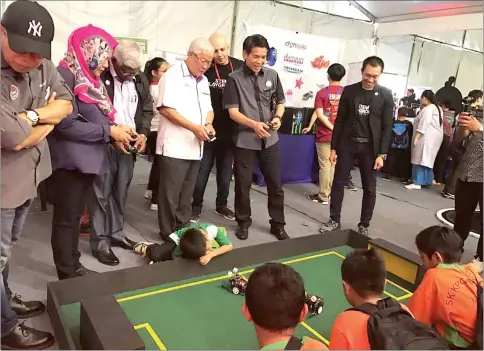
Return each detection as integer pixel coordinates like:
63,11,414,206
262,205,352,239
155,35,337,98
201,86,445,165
242,263,328,350
329,248,414,350
408,225,483,349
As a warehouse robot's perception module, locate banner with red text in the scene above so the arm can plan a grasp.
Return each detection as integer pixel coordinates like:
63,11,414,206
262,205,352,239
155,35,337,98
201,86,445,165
246,24,345,108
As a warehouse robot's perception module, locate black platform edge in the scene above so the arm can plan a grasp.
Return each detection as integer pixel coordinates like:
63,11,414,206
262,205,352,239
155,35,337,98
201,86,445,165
48,229,368,349
47,283,76,350
80,295,145,350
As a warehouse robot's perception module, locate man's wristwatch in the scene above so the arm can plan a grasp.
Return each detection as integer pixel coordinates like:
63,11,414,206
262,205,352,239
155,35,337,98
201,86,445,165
378,154,387,161
24,110,40,126
272,114,282,121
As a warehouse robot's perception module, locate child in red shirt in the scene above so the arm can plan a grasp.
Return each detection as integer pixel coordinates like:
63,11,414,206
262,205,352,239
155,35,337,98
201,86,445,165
408,225,482,349
302,64,346,204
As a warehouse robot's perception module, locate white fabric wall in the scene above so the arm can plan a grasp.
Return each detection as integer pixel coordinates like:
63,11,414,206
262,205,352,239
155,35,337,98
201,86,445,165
37,1,234,64
376,13,483,38
232,0,374,59
455,51,484,95
407,38,462,92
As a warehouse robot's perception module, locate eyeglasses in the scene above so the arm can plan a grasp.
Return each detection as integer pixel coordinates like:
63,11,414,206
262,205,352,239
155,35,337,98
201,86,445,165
193,53,212,68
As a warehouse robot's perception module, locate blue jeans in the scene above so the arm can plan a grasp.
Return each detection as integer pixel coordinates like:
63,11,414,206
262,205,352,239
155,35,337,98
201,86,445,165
1,199,32,336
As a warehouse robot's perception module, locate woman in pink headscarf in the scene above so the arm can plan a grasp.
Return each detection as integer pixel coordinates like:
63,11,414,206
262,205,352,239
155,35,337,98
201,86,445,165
46,24,135,280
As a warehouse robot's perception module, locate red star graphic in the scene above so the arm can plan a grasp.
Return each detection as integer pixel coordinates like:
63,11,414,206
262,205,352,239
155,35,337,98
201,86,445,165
295,78,304,89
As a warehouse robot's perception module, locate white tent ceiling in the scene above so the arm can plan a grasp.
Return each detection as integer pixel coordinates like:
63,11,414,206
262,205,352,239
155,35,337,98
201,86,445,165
279,0,482,23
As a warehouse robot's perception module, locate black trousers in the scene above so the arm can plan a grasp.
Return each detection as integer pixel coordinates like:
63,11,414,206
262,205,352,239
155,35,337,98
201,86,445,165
443,160,460,195
48,169,95,279
234,143,285,229
147,131,159,204
330,139,377,227
146,241,177,262
433,136,450,184
157,155,200,239
454,179,483,260
192,139,234,215
382,147,411,179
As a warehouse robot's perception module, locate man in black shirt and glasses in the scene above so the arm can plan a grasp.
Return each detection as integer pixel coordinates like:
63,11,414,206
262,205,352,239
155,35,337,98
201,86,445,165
320,56,393,237
190,33,243,223
223,34,289,241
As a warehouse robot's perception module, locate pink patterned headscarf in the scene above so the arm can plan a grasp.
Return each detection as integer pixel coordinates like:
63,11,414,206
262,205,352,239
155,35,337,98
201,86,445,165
59,24,118,122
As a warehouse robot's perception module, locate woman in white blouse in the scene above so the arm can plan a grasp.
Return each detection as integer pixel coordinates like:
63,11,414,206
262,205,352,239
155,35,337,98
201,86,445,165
143,57,169,210
405,90,444,190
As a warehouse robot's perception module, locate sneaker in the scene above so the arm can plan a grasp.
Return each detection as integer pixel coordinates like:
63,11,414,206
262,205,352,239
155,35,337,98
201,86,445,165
307,194,328,205
1,321,55,350
144,190,152,199
215,207,236,221
319,220,341,233
133,242,153,257
442,192,455,199
358,224,369,236
471,257,484,273
10,294,45,319
150,203,158,211
405,183,421,190
345,181,357,191
190,214,200,223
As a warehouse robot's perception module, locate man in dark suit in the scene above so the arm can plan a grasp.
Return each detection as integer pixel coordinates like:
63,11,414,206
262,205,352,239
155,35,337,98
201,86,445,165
319,56,393,236
88,40,154,265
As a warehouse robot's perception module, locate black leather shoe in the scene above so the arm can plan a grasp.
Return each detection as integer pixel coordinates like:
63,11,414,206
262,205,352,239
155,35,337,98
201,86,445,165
10,294,45,319
111,237,137,250
1,322,55,350
92,249,119,266
235,227,249,240
75,264,97,276
270,227,290,240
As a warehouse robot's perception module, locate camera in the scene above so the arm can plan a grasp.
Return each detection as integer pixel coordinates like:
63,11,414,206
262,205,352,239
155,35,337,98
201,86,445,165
462,96,483,119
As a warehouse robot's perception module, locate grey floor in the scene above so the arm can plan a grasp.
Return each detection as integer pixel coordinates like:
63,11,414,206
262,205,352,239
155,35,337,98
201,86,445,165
9,158,479,349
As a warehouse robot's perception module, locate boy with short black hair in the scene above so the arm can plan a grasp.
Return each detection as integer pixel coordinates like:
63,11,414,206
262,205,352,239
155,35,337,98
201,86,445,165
133,223,232,265
382,106,413,183
408,225,483,349
303,63,348,204
242,263,327,350
330,248,417,350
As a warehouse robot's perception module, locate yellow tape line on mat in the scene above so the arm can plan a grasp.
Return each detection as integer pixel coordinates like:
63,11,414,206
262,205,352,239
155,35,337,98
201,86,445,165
135,323,166,350
300,321,330,345
118,250,411,302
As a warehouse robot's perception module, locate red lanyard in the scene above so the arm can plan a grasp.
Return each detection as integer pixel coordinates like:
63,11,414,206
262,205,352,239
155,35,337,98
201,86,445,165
214,59,234,82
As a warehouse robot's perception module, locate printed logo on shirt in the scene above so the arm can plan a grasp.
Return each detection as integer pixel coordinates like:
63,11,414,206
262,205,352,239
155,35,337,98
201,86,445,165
210,79,226,89
9,85,18,100
358,104,370,116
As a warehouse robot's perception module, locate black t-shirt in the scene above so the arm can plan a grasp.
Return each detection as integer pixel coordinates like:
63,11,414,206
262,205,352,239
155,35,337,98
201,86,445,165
351,86,373,140
204,57,244,142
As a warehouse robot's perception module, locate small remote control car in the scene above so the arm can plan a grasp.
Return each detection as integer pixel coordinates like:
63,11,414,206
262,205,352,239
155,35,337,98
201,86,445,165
226,268,247,296
305,292,324,316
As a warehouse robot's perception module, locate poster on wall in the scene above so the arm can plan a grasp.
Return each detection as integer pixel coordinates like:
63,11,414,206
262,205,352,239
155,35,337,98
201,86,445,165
246,24,345,108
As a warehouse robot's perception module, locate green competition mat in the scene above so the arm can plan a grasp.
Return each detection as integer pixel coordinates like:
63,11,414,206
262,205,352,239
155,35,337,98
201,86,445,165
59,245,413,350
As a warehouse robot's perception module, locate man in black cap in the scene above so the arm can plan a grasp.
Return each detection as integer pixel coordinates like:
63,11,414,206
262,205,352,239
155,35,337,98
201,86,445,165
1,0,73,349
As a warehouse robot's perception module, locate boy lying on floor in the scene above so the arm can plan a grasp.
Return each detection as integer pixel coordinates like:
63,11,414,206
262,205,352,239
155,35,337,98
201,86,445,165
133,223,233,265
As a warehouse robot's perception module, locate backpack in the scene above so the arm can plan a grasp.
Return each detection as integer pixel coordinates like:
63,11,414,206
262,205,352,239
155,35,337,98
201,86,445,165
348,297,449,350
284,336,303,350
391,122,411,149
